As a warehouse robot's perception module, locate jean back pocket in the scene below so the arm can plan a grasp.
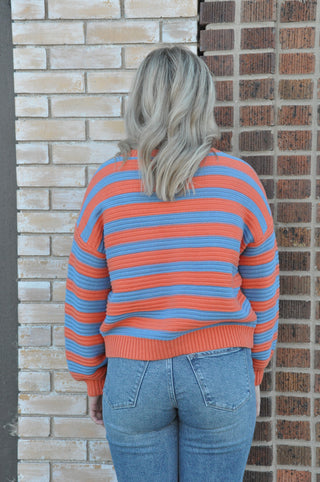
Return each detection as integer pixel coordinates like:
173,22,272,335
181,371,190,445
187,347,252,411
103,358,149,409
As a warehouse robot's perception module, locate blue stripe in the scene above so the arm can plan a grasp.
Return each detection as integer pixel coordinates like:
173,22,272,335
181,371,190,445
241,279,279,301
103,211,245,236
65,315,102,335
65,338,105,358
111,261,236,281
102,301,254,325
67,266,110,290
238,260,277,279
107,236,240,259
101,320,255,341
72,239,107,268
242,233,276,256
66,290,107,313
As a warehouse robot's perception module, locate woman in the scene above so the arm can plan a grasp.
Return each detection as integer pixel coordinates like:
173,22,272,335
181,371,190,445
65,47,279,481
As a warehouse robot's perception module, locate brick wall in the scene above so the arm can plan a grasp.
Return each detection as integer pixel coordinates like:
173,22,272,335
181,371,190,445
13,1,197,480
200,1,319,480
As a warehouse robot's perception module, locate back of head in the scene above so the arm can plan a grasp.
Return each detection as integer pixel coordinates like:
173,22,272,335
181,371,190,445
118,46,219,201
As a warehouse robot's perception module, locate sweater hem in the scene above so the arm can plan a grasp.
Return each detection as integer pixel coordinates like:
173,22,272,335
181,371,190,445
103,325,254,361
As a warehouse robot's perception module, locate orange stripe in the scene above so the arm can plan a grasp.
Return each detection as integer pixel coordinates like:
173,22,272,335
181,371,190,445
106,223,243,247
65,304,105,322
66,350,105,367
69,253,108,278
112,271,235,293
249,290,279,312
65,327,103,346
252,315,278,334
66,279,109,300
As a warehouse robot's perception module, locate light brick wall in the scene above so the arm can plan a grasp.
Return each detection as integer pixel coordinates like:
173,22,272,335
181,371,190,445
13,1,197,480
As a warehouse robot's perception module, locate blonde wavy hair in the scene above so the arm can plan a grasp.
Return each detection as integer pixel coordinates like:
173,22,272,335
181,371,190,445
118,46,219,201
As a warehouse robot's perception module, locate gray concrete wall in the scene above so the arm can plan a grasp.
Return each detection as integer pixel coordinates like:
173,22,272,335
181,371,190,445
0,1,18,480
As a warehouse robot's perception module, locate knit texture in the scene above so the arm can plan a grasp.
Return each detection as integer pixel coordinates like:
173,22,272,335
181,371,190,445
64,149,279,395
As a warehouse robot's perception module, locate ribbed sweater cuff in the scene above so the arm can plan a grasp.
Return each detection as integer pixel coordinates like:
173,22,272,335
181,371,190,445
86,378,105,396
254,368,264,386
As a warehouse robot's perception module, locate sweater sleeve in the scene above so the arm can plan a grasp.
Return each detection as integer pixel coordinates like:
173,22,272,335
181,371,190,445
64,228,111,396
239,224,279,386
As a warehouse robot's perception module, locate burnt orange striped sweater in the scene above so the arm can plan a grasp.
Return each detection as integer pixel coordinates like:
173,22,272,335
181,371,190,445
65,149,279,396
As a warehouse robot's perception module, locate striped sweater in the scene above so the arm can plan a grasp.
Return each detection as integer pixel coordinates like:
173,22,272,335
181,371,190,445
65,148,279,396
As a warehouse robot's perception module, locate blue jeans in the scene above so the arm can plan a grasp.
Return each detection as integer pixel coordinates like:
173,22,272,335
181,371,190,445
102,347,256,482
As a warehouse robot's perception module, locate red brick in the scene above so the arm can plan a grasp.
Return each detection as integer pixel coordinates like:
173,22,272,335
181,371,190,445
279,79,313,100
241,0,275,22
278,105,312,126
214,106,233,127
278,323,310,343
261,371,272,391
244,473,273,482
280,27,315,49
277,470,311,482
260,397,272,417
277,227,311,248
239,131,273,151
277,180,311,199
277,202,311,223
240,53,275,75
277,445,311,467
314,374,320,393
242,156,273,175
316,325,320,343
241,27,275,49
253,421,272,442
315,228,320,247
280,1,316,22
316,278,320,296
215,81,233,101
316,252,320,270
279,300,310,319
279,53,315,75
239,79,274,100
276,396,310,416
315,351,320,370
278,130,312,151
204,55,234,76
276,372,310,392
277,420,310,441
317,205,320,223
200,29,234,52
240,106,274,127
261,179,274,199
212,131,232,152
316,399,320,416
247,446,272,466
277,156,311,175
276,348,310,368
279,251,310,270
200,1,235,25
280,275,310,295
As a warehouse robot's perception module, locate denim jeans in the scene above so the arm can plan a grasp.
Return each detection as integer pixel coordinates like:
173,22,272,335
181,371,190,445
102,347,256,482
